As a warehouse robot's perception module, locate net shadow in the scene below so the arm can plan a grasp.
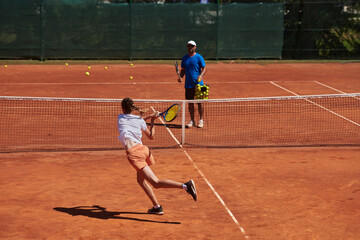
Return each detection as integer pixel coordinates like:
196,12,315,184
149,123,182,129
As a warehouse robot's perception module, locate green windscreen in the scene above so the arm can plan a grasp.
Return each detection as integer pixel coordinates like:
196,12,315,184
218,3,284,58
0,1,284,60
0,0,41,58
42,1,130,59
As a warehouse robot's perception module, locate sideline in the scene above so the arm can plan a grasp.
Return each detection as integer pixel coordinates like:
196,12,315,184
150,107,250,240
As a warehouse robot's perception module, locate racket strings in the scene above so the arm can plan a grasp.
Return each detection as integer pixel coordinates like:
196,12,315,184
164,104,180,122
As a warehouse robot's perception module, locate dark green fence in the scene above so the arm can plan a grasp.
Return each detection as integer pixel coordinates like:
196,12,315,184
0,0,283,60
0,0,358,60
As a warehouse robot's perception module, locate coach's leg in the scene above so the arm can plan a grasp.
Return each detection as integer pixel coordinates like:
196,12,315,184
198,103,204,121
188,102,195,122
186,88,196,126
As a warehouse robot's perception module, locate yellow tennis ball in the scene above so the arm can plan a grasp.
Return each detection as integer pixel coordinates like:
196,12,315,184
130,63,133,66
88,66,91,70
4,65,7,68
85,72,90,76
104,66,108,70
129,76,133,80
65,63,68,66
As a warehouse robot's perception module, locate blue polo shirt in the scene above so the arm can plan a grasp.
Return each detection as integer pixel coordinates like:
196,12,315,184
181,53,206,88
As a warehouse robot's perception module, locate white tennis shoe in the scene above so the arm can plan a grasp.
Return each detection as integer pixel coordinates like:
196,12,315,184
198,120,204,128
187,120,195,128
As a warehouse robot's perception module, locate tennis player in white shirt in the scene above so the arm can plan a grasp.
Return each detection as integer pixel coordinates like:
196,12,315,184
118,98,197,215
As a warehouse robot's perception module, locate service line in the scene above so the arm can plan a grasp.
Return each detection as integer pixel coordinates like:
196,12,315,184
269,81,360,127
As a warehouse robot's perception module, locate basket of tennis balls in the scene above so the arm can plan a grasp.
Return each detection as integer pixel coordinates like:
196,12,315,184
195,84,210,100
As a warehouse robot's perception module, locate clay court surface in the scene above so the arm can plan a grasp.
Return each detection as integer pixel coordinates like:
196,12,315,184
0,62,359,239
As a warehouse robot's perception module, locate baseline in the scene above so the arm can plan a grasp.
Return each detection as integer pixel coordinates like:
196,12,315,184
0,80,315,85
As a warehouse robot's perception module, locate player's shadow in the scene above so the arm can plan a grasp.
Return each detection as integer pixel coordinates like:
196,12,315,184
53,205,181,224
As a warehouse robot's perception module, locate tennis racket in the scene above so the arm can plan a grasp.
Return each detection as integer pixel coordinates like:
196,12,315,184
158,103,180,122
175,60,181,82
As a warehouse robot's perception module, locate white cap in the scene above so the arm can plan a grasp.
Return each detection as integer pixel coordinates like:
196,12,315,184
187,40,196,46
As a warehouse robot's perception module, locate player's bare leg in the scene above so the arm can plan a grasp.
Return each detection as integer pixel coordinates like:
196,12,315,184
140,166,183,189
137,169,158,206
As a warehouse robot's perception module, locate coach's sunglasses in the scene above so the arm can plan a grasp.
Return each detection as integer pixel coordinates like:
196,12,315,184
187,44,195,47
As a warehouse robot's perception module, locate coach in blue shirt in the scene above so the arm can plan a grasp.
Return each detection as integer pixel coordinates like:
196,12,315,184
178,40,207,128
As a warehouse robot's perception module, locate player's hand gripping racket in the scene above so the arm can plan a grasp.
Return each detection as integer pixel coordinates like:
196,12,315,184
158,103,180,122
175,60,181,83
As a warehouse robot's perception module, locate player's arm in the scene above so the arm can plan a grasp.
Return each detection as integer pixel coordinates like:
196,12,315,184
197,66,207,82
144,119,155,140
142,112,158,121
180,68,185,78
143,113,159,140
177,67,185,83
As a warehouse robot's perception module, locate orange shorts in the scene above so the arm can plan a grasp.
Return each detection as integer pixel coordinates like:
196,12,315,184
126,144,155,171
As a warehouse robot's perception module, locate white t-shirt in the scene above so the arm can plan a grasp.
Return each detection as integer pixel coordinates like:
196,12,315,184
117,114,147,147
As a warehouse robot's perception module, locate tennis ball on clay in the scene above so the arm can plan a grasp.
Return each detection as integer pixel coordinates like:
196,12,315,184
88,66,91,70
129,76,133,80
65,63,68,66
104,66,108,70
130,63,133,66
4,65,8,68
85,72,90,76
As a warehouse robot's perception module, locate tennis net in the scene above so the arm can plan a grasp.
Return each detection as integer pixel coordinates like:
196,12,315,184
1,93,359,152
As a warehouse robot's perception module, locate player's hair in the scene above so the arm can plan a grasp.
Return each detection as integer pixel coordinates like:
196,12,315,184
121,98,139,114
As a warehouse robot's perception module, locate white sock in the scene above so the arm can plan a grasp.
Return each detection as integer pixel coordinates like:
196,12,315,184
182,184,188,191
153,204,161,209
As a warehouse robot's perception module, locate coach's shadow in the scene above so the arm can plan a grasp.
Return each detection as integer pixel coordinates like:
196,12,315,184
53,205,180,224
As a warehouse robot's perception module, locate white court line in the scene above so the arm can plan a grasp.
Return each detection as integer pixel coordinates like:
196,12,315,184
150,106,250,240
0,80,315,85
314,81,347,94
314,81,360,100
270,81,360,127
0,82,168,85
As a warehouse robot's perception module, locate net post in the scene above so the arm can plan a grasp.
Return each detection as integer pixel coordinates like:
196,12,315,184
129,0,132,61
181,100,186,145
216,0,219,61
39,0,44,61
